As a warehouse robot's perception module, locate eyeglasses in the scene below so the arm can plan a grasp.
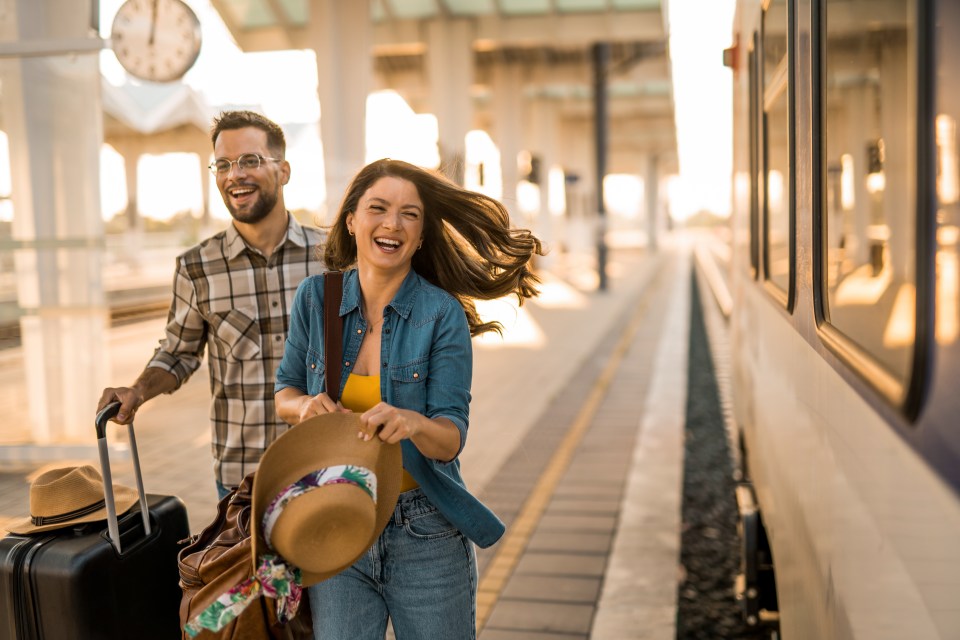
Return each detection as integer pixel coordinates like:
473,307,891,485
209,153,282,175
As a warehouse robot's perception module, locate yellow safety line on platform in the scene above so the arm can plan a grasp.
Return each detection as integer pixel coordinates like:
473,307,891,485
475,282,655,632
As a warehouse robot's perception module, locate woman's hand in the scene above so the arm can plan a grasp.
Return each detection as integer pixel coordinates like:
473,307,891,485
296,392,350,423
275,387,348,425
358,402,420,443
358,402,462,462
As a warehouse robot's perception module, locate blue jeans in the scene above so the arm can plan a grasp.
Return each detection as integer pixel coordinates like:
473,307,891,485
308,488,478,639
216,480,232,501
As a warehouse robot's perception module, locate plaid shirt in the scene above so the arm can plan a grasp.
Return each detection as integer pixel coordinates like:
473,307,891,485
147,215,326,487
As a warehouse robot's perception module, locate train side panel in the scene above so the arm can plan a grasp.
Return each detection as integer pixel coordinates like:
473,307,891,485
729,0,960,637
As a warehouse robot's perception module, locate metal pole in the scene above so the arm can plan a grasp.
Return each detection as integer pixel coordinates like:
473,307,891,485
592,42,609,291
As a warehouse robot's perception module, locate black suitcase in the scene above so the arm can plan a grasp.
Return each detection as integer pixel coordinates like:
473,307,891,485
0,402,190,640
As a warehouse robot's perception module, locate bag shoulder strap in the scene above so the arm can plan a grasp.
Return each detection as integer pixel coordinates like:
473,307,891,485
323,271,344,402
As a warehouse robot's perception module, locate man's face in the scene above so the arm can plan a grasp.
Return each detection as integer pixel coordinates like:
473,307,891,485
212,127,289,225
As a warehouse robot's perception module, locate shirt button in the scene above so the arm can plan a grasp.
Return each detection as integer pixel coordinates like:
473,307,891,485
382,362,387,368
272,300,279,308
385,328,391,334
275,335,282,341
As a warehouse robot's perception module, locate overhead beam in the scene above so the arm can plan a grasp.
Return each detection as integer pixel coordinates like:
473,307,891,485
234,10,666,53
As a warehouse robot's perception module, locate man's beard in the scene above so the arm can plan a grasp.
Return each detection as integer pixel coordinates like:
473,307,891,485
227,182,279,225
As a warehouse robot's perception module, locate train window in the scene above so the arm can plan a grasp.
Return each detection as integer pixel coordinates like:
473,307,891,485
937,120,959,346
934,0,960,357
762,0,791,300
820,0,917,386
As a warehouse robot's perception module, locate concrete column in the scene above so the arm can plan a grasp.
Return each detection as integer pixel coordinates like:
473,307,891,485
0,0,108,444
645,154,660,251
310,0,370,222
197,147,211,231
122,151,140,231
426,19,473,185
531,97,558,268
492,63,523,220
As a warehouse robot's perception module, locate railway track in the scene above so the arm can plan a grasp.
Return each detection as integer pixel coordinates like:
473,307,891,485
0,299,170,351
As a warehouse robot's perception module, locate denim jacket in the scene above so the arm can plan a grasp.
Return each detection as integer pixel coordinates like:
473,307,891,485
275,268,505,548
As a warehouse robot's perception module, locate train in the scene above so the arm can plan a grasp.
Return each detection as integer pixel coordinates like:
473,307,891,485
725,0,960,638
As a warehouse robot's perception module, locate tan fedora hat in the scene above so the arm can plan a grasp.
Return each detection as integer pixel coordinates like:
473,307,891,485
251,412,402,587
7,465,139,535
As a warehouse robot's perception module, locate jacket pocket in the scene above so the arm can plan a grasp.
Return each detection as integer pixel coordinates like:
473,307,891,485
390,359,428,413
209,308,261,362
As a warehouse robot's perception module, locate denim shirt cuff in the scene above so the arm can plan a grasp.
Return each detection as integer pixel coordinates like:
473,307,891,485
432,415,467,464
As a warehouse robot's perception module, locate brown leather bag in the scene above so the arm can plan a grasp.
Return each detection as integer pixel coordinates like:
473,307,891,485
177,473,312,639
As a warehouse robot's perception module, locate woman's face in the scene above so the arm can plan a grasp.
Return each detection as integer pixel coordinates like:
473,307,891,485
346,176,424,275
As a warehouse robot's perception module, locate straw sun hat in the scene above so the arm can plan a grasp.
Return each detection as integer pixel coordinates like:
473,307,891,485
251,411,402,586
7,464,138,535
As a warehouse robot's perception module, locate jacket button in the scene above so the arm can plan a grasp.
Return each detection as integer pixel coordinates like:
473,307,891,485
345,361,350,367
357,328,363,334
413,372,419,379
310,363,316,369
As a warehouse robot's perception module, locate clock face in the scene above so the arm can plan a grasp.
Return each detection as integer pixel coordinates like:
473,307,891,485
111,0,202,83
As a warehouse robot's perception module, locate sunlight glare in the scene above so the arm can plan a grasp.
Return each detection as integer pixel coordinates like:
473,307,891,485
936,225,959,343
366,91,439,168
473,297,546,349
835,259,893,306
0,131,11,222
883,284,916,348
137,154,203,221
533,272,588,309
100,144,128,221
604,174,643,219
667,0,736,220
548,166,566,217
465,130,503,200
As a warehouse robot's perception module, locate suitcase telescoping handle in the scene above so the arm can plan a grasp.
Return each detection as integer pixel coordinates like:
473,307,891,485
95,401,152,553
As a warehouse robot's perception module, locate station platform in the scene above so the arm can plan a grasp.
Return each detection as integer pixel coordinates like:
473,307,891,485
0,233,736,639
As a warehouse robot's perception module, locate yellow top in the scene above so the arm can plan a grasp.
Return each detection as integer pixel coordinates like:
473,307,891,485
341,373,419,492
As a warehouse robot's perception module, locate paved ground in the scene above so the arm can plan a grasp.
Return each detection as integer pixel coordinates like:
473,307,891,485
0,234,718,638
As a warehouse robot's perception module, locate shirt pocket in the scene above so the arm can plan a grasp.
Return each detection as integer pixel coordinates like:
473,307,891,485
209,308,261,362
389,358,428,413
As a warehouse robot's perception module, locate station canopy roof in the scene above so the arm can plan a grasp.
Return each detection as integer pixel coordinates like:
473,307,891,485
208,0,676,171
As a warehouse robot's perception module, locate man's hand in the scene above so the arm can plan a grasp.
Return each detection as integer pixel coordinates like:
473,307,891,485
97,387,144,425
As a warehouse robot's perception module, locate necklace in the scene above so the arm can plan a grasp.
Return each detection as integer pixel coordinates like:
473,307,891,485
364,308,383,331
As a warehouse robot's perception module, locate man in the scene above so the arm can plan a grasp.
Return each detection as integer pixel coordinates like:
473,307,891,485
98,110,326,498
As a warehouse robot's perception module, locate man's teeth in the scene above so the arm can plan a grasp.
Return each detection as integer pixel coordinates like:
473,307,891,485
231,187,255,196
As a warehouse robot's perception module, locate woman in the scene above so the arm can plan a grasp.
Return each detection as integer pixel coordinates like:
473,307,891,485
274,158,542,639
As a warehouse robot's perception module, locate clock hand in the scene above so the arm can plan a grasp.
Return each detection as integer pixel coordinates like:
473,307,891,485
149,0,159,46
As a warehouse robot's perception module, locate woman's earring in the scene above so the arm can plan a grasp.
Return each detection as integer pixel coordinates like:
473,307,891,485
417,239,423,250
348,229,355,236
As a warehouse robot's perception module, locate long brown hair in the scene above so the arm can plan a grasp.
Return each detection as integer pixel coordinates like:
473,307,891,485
324,158,544,336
